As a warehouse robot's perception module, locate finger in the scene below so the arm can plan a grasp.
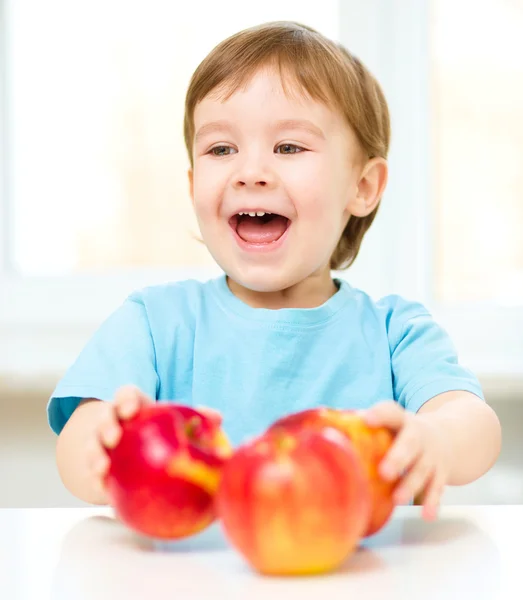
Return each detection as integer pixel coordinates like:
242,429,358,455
363,401,406,430
195,405,223,425
96,404,123,449
114,385,151,420
93,473,109,503
379,424,422,480
92,452,110,477
99,417,122,449
86,440,110,475
393,458,435,504
422,474,445,521
85,438,101,466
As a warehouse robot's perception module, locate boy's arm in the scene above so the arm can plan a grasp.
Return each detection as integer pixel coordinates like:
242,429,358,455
364,391,502,518
416,390,502,486
55,399,109,506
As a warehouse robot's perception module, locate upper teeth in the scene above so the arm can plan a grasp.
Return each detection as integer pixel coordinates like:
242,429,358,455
238,211,271,217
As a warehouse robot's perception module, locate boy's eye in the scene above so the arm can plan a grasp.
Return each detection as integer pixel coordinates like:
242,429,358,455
207,144,304,156
209,146,236,157
275,144,303,155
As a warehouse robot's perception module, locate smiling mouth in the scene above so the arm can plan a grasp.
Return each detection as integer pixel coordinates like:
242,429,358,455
228,212,291,244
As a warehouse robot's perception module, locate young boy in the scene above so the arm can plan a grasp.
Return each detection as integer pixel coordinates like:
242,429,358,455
48,21,501,521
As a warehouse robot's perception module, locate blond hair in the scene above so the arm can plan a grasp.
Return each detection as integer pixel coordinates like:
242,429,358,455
183,21,390,269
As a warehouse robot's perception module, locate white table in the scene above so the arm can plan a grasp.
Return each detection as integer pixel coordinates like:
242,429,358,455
0,505,520,599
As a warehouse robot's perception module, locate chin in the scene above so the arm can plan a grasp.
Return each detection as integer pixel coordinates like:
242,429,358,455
226,264,308,294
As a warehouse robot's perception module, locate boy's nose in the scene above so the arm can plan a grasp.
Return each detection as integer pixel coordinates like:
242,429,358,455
233,157,277,189
235,179,267,187
234,172,277,189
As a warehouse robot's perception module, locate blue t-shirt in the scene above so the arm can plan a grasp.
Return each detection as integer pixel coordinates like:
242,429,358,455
47,275,484,446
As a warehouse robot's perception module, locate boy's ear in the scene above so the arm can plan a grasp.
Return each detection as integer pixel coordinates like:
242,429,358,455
188,169,194,205
348,157,388,217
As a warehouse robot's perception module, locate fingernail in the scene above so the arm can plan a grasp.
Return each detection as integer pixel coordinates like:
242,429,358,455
104,428,119,447
380,464,395,480
427,506,438,521
96,479,108,497
120,401,135,418
94,458,108,474
394,490,410,504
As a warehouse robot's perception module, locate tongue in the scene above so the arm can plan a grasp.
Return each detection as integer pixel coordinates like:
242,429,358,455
236,216,288,244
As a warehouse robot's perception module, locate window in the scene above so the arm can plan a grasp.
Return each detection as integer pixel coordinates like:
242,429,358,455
4,0,339,276
431,0,523,306
340,0,523,380
0,0,348,375
1,0,521,382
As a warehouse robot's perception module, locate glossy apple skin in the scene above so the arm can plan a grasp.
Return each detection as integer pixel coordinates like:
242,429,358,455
269,407,397,536
216,426,372,576
105,404,232,540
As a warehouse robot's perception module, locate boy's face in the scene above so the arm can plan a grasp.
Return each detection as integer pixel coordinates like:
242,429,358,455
189,68,373,293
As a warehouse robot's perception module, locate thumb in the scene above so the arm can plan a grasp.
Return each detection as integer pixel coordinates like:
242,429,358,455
362,400,407,430
195,405,223,426
114,385,153,419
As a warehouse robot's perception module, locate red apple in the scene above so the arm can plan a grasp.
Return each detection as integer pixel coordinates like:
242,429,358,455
216,426,371,576
105,404,232,540
269,408,397,536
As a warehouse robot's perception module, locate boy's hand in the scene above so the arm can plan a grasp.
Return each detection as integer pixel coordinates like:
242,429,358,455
362,401,451,521
86,385,153,501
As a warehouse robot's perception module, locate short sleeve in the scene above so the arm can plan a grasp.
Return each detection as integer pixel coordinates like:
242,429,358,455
47,294,159,435
386,297,485,413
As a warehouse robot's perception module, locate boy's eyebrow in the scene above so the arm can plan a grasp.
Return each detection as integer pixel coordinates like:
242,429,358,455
274,119,326,140
194,119,326,142
194,120,233,143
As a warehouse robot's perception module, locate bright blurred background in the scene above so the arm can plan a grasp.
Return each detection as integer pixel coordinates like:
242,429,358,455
0,0,521,507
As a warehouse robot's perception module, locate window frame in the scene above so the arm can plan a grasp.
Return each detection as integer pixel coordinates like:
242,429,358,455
339,0,523,385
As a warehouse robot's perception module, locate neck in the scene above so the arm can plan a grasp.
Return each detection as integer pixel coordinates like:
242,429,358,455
226,268,339,310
